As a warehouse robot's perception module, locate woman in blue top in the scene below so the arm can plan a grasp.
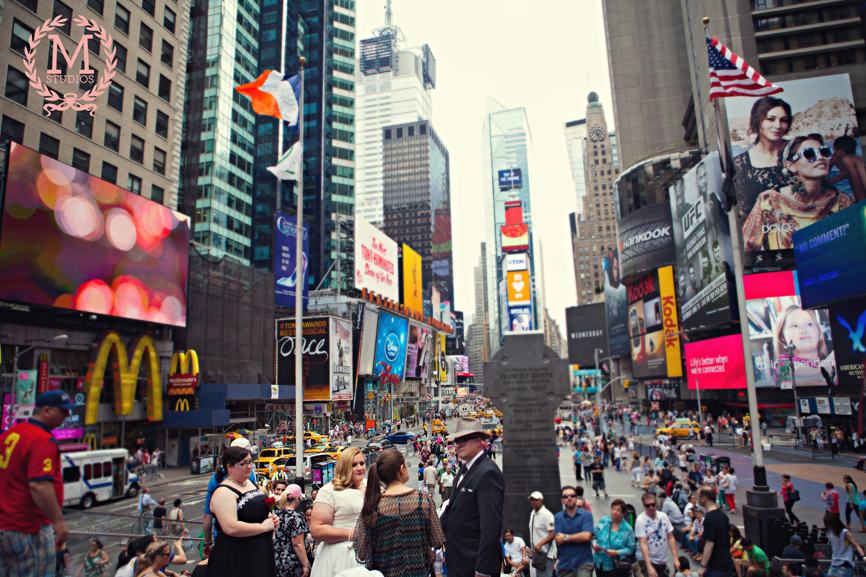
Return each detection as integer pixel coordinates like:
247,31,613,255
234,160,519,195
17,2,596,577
592,499,636,577
573,443,584,481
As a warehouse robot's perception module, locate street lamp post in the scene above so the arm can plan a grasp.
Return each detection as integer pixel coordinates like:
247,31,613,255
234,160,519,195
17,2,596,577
11,335,68,421
780,338,804,447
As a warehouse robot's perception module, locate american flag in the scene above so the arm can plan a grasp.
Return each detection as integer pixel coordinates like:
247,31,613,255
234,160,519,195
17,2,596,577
707,37,782,99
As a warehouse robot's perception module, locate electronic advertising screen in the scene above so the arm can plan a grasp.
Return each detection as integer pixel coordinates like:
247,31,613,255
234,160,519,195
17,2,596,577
501,224,530,252
726,74,863,261
646,382,680,401
618,203,676,281
0,143,190,326
330,318,353,401
274,212,309,310
276,317,331,400
684,334,746,390
508,306,533,332
357,308,380,376
405,324,431,379
603,247,630,358
402,243,423,313
668,152,734,329
626,271,668,378
565,304,608,367
827,297,866,386
498,168,523,190
354,216,399,302
744,271,837,387
373,312,409,380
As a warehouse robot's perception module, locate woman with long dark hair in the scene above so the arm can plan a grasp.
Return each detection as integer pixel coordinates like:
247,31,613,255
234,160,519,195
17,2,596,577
353,449,444,577
733,96,795,217
825,512,865,577
842,475,864,531
744,134,853,251
777,474,800,525
208,446,278,577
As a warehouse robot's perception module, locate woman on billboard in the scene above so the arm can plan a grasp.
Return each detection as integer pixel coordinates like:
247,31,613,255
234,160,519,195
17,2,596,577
772,304,837,387
743,135,853,251
733,96,796,218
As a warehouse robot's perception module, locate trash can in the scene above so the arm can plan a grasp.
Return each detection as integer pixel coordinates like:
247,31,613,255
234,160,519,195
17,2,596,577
190,456,201,475
701,453,731,474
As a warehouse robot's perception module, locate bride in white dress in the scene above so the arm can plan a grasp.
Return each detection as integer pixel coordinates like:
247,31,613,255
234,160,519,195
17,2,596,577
310,447,368,577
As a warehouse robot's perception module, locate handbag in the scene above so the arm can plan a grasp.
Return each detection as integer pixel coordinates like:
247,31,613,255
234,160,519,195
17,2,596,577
530,513,548,571
608,523,634,574
788,489,801,502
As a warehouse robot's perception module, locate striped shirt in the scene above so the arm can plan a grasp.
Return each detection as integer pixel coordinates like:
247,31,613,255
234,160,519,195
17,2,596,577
829,529,855,567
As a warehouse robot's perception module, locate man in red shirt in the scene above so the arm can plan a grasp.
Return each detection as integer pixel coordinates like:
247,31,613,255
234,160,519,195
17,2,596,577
0,390,81,576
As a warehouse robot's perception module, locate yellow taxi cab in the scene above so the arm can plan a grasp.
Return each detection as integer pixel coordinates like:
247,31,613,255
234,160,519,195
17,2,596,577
655,420,701,438
432,419,447,435
306,443,342,458
493,409,503,418
255,447,295,475
286,431,329,444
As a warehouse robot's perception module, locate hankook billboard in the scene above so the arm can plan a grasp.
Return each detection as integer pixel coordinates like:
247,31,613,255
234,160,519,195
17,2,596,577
618,203,676,281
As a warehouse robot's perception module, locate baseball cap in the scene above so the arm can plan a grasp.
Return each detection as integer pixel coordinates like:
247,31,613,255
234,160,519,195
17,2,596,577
231,438,251,449
35,390,83,410
791,535,802,545
529,491,544,500
286,484,303,499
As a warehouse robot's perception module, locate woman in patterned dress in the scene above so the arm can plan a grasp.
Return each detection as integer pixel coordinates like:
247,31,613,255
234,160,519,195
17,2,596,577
208,447,279,577
733,96,796,219
592,499,636,577
744,135,852,251
274,484,310,577
309,448,367,577
353,449,445,577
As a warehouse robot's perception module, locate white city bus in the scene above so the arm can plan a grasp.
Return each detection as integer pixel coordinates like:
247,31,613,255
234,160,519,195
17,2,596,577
61,449,141,509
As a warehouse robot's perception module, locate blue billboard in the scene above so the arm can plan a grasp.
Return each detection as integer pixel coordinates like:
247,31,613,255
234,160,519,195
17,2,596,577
508,306,533,332
374,312,409,380
275,213,309,309
793,201,866,309
498,168,523,190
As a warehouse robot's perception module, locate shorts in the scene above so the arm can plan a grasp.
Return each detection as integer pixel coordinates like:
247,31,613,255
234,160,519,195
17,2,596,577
592,479,606,491
680,467,688,473
829,566,854,577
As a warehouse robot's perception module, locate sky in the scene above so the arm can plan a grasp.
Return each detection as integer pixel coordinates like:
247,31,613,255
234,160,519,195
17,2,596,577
355,0,616,334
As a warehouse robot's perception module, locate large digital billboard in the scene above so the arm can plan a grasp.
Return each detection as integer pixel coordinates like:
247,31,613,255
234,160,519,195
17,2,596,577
498,168,523,190
357,308,380,376
658,266,683,378
506,270,532,306
501,224,530,252
627,270,668,378
793,201,866,309
726,74,862,259
603,248,630,357
405,323,431,379
827,297,866,385
0,143,190,326
508,306,533,332
354,216,399,302
274,212,309,310
331,318,353,400
668,152,734,329
745,271,837,387
566,303,608,367
618,203,676,281
373,312,409,380
276,317,331,400
402,243,423,313
684,334,747,390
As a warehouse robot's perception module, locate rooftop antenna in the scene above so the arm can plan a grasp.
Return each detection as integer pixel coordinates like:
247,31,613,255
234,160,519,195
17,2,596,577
384,0,392,27
372,0,405,48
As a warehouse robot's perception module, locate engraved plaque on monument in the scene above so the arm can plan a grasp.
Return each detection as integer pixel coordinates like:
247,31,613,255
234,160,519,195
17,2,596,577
484,331,571,543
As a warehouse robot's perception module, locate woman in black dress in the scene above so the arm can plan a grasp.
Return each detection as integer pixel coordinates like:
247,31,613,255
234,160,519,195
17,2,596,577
208,447,279,577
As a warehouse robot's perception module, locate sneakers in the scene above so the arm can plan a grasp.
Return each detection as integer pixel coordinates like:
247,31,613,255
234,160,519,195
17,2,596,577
605,494,610,499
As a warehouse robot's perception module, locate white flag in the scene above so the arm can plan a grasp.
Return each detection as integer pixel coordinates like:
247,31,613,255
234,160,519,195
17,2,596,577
267,143,303,181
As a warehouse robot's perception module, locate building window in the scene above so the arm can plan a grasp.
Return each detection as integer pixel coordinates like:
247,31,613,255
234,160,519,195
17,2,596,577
803,55,818,69
39,133,60,158
1,116,25,145
397,128,402,138
43,100,62,123
158,75,171,101
101,161,117,184
408,126,414,137
141,0,155,17
11,20,35,57
75,111,93,138
151,185,164,204
18,0,38,11
160,40,174,67
136,59,150,87
164,7,176,33
114,3,130,34
155,110,169,138
87,0,103,14
420,124,426,135
5,66,29,105
129,135,144,164
110,43,127,74
53,0,73,34
128,174,142,195
71,148,91,172
133,96,147,125
838,51,855,65
384,129,391,139
104,121,120,151
108,83,124,111
761,60,777,76
153,147,166,174
80,73,96,93
139,23,153,51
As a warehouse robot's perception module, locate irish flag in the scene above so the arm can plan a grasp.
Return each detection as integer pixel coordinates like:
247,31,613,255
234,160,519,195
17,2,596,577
235,71,302,127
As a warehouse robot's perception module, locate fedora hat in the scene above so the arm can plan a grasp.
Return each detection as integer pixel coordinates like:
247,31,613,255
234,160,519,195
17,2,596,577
447,417,491,441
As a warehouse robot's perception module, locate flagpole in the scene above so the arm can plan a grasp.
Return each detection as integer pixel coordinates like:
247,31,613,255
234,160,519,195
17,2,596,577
703,18,770,492
294,56,306,480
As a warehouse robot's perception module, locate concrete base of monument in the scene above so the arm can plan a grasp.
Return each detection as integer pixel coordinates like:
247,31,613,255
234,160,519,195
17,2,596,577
743,489,785,553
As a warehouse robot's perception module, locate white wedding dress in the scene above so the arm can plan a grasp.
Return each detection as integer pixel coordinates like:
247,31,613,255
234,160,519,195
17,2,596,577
310,480,366,577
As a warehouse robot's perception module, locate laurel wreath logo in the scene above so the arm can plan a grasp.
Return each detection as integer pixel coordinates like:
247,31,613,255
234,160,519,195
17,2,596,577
22,15,117,117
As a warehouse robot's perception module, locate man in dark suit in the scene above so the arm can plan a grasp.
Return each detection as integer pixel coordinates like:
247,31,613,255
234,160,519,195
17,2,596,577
440,417,505,577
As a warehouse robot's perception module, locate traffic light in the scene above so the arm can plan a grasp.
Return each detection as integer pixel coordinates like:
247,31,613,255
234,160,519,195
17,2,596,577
624,379,629,389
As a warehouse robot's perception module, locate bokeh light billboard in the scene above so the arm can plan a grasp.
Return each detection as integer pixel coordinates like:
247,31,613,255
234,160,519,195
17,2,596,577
0,143,190,326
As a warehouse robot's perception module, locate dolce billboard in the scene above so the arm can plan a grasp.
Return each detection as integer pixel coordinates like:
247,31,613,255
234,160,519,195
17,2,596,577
618,203,676,282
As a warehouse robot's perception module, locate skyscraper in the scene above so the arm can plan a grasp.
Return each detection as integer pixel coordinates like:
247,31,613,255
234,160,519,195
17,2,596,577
1,0,189,209
481,99,538,355
355,20,435,227
381,119,454,305
571,93,620,306
564,119,588,211
467,242,489,387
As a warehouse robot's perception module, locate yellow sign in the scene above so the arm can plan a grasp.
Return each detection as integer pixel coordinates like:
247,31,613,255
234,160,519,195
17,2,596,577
83,433,98,450
506,270,531,305
367,392,374,400
175,398,191,411
170,350,200,375
658,266,683,378
436,333,447,382
402,243,423,313
83,331,163,426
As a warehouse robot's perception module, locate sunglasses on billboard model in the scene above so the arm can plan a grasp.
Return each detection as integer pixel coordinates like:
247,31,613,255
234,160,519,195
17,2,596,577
791,146,832,163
